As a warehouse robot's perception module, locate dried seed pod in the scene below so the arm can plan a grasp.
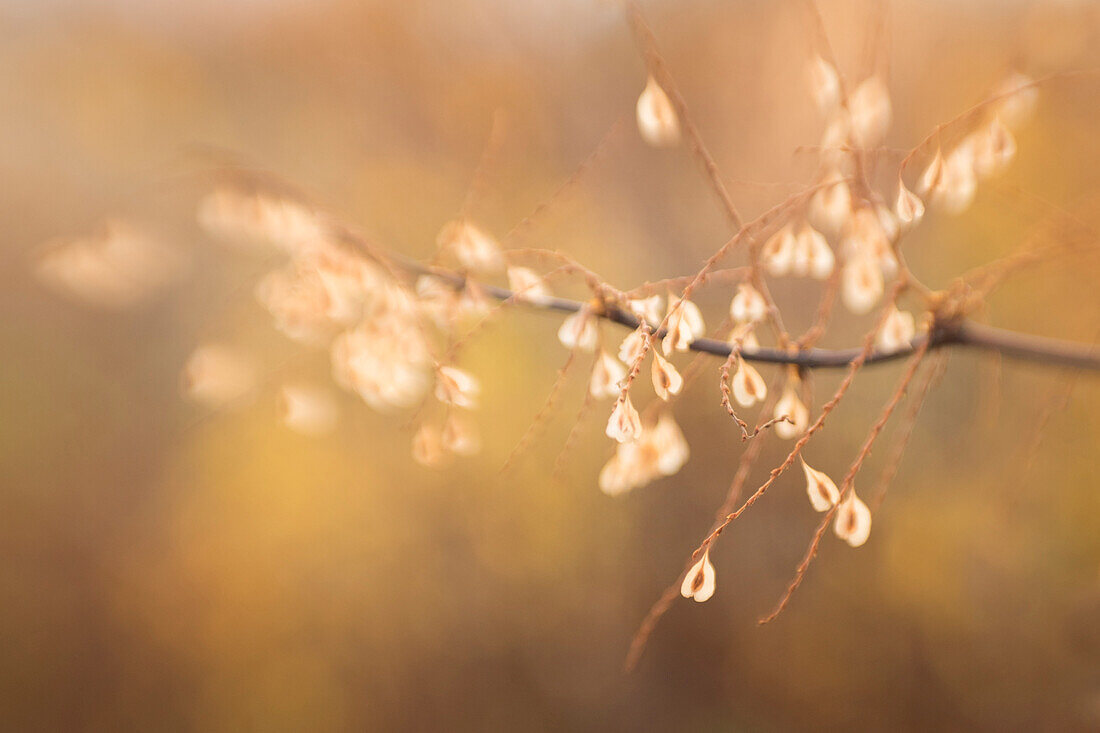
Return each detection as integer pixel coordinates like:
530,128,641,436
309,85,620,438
35,220,187,310
557,308,599,352
618,328,648,365
801,458,840,512
636,76,680,147
437,219,504,274
434,366,480,409
506,266,551,304
834,491,872,547
918,149,945,196
762,224,797,277
628,294,664,325
198,187,328,254
809,171,852,234
415,275,460,329
591,349,628,399
651,351,683,401
934,145,978,215
257,248,380,345
662,297,705,355
971,117,1017,179
412,423,446,467
729,283,767,324
606,394,643,443
841,254,884,315
680,550,717,603
992,71,1038,129
441,412,481,456
774,378,809,440
794,225,836,281
807,55,840,112
876,306,916,352
651,412,690,477
597,412,688,496
330,320,432,412
874,201,901,244
895,179,925,226
735,327,760,352
277,383,339,436
598,449,635,496
848,76,892,148
731,356,767,408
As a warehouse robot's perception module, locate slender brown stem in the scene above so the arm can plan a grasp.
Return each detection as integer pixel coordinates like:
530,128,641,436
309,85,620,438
624,0,743,230
624,370,785,673
869,352,950,513
757,336,933,624
500,348,579,473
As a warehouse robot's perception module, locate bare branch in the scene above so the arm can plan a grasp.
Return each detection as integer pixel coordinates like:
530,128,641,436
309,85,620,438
371,246,1100,372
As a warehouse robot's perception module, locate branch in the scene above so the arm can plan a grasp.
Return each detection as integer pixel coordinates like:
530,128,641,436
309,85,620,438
390,253,1100,372
945,321,1100,371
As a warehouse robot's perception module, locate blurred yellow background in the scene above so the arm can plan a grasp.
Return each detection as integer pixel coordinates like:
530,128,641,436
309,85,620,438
1,0,1099,730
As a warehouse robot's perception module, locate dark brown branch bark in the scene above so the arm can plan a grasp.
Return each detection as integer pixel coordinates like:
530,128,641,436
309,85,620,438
403,258,1100,371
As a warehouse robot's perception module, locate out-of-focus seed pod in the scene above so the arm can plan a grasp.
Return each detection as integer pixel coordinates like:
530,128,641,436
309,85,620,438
627,295,664,325
636,76,680,147
434,366,480,409
934,145,978,215
971,117,1017,179
774,377,809,440
841,254,884,315
918,149,945,196
277,383,339,436
651,351,683,401
895,179,925,227
590,349,627,399
993,71,1038,129
35,220,187,310
729,283,767,324
809,171,852,234
762,224,797,277
793,225,836,281
506,266,551,304
606,394,643,443
441,412,481,456
412,423,446,467
619,328,647,365
848,76,892,148
558,309,599,352
807,55,840,112
662,297,705,355
834,491,872,547
436,219,504,274
876,306,916,353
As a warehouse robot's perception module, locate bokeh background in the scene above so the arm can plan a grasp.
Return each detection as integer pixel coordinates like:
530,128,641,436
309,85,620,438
2,0,1100,730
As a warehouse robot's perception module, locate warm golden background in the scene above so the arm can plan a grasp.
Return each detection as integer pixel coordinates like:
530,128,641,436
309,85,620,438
2,0,1100,730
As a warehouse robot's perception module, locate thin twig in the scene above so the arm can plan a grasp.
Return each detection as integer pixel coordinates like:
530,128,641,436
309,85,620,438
501,348,580,473
868,352,950,513
624,370,786,672
758,336,933,624
624,0,743,230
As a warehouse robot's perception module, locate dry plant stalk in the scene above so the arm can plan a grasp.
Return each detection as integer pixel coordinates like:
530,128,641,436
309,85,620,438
34,0,1100,675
